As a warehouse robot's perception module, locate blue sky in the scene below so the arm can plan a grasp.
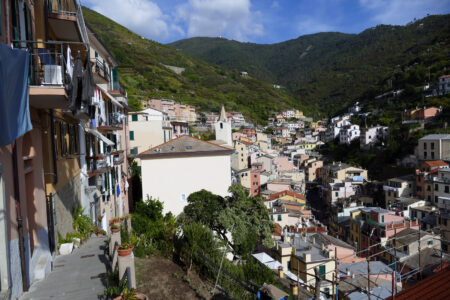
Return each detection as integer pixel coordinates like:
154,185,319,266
82,0,450,44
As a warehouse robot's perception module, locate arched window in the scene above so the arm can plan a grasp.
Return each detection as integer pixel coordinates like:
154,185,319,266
220,122,223,129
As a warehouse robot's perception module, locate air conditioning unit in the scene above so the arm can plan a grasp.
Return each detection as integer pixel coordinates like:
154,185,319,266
43,65,63,85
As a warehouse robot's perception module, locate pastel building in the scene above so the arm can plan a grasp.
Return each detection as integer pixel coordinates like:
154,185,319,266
138,136,233,215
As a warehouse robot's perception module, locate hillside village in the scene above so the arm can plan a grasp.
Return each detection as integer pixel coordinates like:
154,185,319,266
1,1,450,300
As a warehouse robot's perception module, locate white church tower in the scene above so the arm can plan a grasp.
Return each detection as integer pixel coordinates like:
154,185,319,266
215,105,232,146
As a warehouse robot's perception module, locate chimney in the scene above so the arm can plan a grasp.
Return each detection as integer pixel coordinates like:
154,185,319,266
278,266,284,279
303,253,311,262
328,250,335,259
290,282,298,296
311,236,316,245
321,243,325,251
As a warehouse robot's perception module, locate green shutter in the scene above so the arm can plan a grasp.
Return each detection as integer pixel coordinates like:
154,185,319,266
130,131,134,141
319,265,325,279
132,115,138,122
112,69,119,90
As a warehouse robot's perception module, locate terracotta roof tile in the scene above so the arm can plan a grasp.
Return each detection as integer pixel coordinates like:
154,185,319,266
386,266,450,300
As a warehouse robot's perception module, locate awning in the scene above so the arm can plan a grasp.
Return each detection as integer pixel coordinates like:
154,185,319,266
96,84,123,109
85,128,115,146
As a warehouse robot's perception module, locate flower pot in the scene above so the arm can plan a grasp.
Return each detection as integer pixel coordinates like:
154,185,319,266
132,293,148,300
111,227,120,233
109,219,114,225
117,245,134,257
98,215,103,221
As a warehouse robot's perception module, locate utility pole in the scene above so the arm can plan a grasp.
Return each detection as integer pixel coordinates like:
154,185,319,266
367,258,371,300
335,246,338,300
314,267,322,300
418,229,421,280
394,228,397,261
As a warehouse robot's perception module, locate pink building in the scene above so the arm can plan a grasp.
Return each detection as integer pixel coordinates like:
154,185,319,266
232,132,242,141
273,157,296,172
359,208,419,256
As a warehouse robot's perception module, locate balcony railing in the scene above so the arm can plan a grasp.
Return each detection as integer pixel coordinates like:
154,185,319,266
113,152,124,165
111,81,126,96
14,40,88,87
86,155,112,175
98,113,124,130
92,58,110,82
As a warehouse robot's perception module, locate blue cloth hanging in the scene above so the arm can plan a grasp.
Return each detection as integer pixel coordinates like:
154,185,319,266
0,42,32,146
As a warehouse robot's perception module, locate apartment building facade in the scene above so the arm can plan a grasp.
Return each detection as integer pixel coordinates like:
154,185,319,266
417,134,450,161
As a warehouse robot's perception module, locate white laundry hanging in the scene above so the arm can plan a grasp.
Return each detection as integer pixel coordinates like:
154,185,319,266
66,46,74,80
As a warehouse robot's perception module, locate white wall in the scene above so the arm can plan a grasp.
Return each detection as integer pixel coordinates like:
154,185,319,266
141,154,232,215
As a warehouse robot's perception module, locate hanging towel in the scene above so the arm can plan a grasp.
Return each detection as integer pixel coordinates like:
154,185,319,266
0,42,33,146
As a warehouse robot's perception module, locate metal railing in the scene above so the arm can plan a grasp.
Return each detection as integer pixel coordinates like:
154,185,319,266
92,58,110,81
111,80,126,95
87,156,110,174
13,40,88,87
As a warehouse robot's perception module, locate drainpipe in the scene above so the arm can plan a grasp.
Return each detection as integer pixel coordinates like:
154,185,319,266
50,110,58,184
12,142,28,292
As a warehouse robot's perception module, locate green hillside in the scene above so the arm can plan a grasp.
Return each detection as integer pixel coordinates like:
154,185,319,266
82,7,300,123
170,15,450,116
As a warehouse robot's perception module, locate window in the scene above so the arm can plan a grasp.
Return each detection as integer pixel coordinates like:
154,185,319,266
424,142,427,149
131,114,138,122
335,192,338,197
427,240,433,246
270,215,273,221
59,122,67,157
129,131,134,141
427,185,431,191
431,142,434,150
435,196,438,203
254,189,258,193
445,186,449,194
381,215,385,223
435,184,439,191
220,122,223,129
424,152,427,159
319,265,326,279
278,215,282,221
431,152,435,159
254,174,257,178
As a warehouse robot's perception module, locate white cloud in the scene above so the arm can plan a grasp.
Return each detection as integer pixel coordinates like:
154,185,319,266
359,0,450,24
83,0,174,41
271,1,280,9
175,0,264,41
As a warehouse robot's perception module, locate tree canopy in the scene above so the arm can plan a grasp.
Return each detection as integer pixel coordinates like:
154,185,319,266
180,184,274,257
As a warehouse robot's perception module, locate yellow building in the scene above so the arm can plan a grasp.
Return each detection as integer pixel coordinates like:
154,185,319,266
294,110,304,119
349,210,363,251
232,140,249,171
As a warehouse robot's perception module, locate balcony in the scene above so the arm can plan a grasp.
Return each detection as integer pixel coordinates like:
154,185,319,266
113,152,124,165
97,113,124,131
109,81,126,97
47,0,87,42
86,155,112,176
15,40,88,109
92,58,110,84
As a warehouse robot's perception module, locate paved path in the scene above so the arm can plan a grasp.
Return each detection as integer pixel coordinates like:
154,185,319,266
20,236,109,300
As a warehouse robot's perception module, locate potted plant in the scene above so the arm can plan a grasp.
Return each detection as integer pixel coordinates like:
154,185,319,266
110,224,120,233
113,217,120,224
93,226,107,237
98,215,103,222
117,243,134,257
